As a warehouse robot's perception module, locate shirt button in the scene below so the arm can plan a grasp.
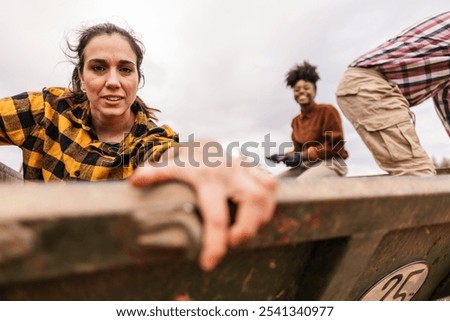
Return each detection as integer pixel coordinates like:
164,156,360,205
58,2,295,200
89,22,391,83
74,170,81,177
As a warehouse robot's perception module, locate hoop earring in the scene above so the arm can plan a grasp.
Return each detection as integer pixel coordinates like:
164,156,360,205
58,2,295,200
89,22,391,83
138,74,146,90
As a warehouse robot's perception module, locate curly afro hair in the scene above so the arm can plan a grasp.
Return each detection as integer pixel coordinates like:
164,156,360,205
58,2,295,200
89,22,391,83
285,61,320,90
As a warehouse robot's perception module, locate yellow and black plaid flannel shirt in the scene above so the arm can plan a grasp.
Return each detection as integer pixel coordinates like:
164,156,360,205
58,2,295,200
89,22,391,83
0,87,178,181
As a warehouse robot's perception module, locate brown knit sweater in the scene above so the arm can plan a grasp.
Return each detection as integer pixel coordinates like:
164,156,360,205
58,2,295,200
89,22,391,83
291,102,349,161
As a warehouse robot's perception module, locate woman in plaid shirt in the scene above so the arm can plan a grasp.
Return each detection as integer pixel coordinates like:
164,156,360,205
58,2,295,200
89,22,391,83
0,22,277,272
336,11,450,176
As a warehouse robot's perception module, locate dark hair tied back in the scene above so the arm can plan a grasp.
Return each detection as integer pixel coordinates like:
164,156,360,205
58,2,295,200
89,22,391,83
65,22,145,103
62,22,158,119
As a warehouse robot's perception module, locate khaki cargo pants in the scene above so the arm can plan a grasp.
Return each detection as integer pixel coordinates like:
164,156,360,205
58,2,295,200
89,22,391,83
336,67,435,176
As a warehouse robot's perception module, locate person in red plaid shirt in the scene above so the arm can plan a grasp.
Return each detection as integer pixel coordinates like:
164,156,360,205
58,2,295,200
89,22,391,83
336,11,450,175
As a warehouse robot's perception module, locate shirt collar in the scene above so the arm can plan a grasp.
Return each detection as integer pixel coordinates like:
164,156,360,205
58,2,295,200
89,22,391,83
299,102,317,119
61,97,150,140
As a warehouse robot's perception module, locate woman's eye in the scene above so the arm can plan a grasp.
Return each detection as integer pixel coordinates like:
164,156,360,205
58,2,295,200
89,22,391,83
120,67,133,74
92,66,105,72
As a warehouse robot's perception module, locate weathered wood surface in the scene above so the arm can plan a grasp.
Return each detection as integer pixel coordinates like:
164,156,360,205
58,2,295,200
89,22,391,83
0,175,449,300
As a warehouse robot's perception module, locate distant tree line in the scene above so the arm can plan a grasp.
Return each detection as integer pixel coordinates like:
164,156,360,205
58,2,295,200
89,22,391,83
432,156,450,169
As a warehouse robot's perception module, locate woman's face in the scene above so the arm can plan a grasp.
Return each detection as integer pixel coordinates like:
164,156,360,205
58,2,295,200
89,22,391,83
293,79,316,107
80,33,139,120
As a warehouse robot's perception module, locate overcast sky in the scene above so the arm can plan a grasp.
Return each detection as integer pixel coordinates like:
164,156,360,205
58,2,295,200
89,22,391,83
0,0,449,176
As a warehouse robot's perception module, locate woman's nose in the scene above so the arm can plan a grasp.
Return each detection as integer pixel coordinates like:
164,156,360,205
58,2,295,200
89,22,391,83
105,70,120,88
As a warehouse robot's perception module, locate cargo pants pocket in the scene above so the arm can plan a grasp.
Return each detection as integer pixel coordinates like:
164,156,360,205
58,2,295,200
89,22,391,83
360,120,427,163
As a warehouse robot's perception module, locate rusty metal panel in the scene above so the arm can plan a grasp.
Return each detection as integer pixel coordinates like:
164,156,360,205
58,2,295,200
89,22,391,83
0,175,449,300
